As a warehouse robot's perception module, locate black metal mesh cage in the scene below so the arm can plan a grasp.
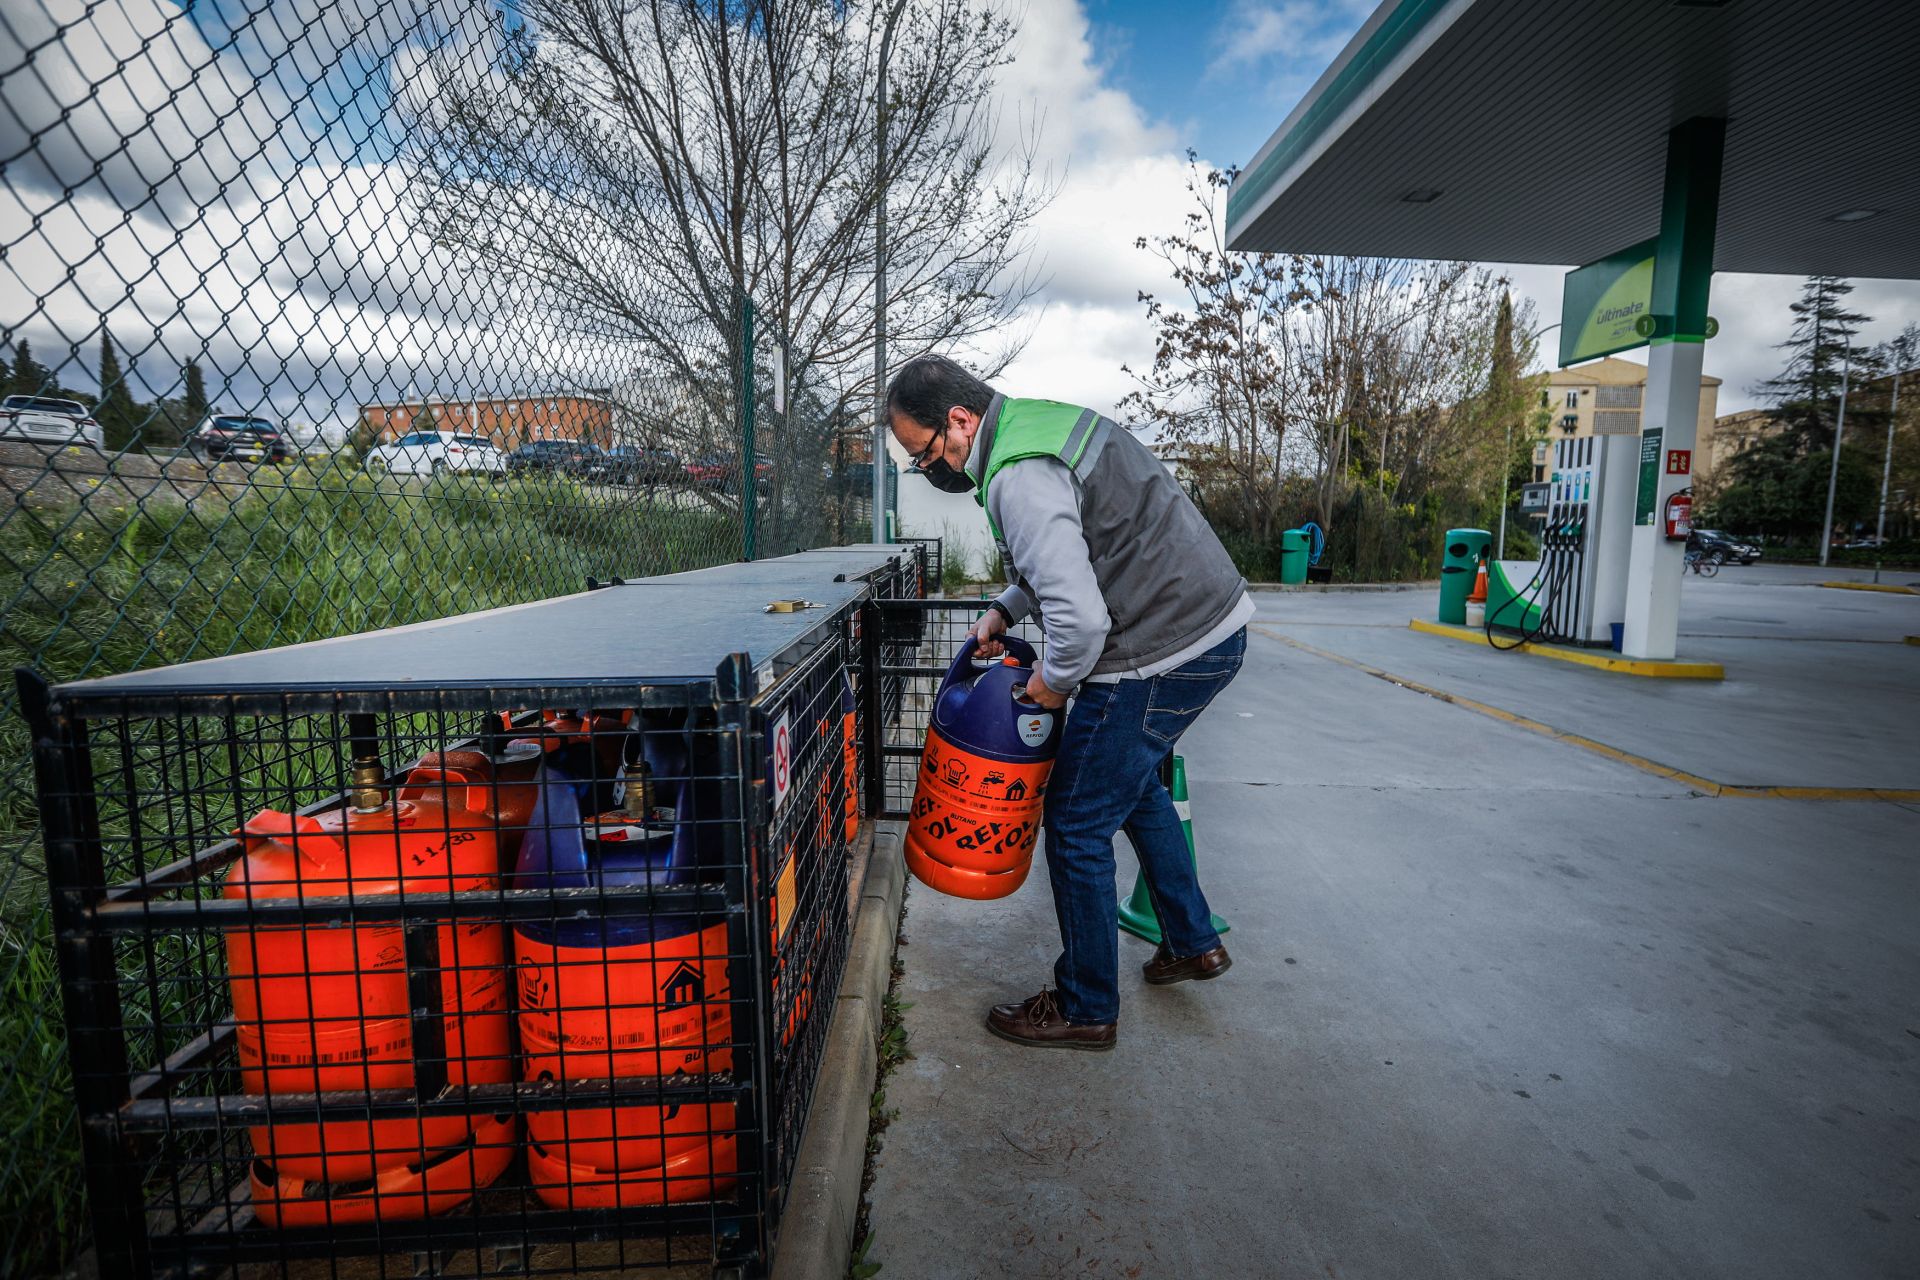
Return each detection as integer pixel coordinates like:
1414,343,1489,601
19,544,930,1279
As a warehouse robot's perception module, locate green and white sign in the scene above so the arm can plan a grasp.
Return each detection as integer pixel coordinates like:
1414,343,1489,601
1560,238,1657,367
1635,427,1664,526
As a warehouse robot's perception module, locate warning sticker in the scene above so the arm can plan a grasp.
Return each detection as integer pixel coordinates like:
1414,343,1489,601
774,856,797,942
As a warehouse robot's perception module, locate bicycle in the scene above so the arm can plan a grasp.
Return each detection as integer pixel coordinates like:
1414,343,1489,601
1685,549,1719,578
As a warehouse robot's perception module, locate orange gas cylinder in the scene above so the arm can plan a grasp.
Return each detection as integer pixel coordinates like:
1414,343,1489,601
538,707,635,815
412,737,545,848
513,758,736,1210
839,673,859,842
223,758,515,1227
904,636,1063,900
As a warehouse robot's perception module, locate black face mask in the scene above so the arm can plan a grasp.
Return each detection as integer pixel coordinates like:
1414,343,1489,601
921,455,976,494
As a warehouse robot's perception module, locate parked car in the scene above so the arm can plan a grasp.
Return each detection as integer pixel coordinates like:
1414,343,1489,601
189,413,288,464
507,439,604,476
1689,529,1760,564
363,431,508,478
589,446,682,486
1840,535,1888,550
1,395,104,448
685,452,774,490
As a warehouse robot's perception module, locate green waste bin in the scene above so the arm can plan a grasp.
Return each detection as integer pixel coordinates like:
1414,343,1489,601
1438,527,1492,624
1279,528,1310,585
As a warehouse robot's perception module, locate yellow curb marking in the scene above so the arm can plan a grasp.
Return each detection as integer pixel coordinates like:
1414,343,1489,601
1249,625,1920,804
1406,617,1725,679
1819,581,1918,595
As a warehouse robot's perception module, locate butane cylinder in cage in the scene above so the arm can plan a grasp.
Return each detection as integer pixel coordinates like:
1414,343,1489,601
905,635,1063,900
223,758,517,1226
840,672,859,842
412,731,547,844
538,706,635,814
513,736,736,1210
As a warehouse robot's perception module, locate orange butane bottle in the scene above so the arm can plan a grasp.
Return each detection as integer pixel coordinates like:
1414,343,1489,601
904,636,1064,900
513,744,736,1210
224,756,515,1226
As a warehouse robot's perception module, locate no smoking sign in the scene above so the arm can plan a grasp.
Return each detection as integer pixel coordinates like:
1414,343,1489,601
770,711,793,812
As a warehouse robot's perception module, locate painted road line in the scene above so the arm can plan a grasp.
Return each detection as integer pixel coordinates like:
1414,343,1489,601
1250,624,1920,804
1406,617,1725,679
1819,581,1919,595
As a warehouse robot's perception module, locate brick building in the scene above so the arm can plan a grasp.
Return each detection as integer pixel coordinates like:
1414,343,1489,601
357,392,613,448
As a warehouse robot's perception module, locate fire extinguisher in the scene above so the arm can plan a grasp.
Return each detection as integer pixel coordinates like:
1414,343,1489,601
1664,488,1693,542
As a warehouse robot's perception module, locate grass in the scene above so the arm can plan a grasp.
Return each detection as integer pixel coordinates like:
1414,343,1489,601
0,464,738,1275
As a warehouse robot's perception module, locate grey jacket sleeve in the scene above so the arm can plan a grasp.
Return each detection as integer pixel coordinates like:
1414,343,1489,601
986,457,1111,689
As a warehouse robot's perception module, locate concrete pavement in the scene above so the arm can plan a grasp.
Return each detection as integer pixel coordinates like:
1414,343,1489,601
865,579,1917,1280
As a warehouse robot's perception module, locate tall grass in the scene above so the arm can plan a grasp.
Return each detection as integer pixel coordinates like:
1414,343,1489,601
0,465,736,1274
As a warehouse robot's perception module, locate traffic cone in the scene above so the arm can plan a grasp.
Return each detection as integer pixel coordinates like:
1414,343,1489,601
1468,562,1488,604
1117,755,1229,945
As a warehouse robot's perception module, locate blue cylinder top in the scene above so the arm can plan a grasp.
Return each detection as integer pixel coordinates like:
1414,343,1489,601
930,635,1064,763
512,752,713,948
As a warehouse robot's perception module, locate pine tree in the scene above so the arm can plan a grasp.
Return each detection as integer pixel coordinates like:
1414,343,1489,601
182,361,209,420
10,338,45,398
96,329,138,451
1757,276,1872,451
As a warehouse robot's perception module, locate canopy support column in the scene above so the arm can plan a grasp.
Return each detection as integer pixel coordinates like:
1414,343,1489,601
1622,117,1724,660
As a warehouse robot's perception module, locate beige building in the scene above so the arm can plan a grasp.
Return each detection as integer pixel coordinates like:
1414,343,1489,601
1698,408,1780,488
1527,357,1722,483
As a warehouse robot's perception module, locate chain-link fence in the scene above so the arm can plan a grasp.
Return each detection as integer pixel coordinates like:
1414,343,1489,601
0,2,877,1271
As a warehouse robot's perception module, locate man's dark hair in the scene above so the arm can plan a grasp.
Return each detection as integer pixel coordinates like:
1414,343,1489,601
886,354,997,432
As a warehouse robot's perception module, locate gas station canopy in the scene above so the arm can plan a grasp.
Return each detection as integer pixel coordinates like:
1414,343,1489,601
1225,0,1920,278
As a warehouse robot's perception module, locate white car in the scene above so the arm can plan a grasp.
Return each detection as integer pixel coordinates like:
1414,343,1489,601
1,395,104,448
363,431,509,478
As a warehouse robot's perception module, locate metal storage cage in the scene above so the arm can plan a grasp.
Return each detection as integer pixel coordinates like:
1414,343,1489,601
18,545,928,1280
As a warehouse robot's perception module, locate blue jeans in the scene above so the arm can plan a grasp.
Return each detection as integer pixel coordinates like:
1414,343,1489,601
1042,628,1246,1023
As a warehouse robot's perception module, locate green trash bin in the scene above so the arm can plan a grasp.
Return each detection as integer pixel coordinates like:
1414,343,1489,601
1279,528,1310,585
1438,527,1492,624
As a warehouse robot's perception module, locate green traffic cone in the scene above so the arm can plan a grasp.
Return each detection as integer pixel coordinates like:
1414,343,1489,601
1117,754,1229,944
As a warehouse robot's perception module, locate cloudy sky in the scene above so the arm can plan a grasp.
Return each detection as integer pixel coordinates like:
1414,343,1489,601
994,0,1919,413
0,0,1912,474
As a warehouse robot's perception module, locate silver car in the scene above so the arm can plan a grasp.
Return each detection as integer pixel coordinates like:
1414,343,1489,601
1,395,104,448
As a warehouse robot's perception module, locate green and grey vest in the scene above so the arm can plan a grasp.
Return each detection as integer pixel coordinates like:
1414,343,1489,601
974,395,1247,676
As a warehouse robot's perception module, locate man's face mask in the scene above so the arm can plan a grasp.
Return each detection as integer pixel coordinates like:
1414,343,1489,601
921,454,976,494
907,423,976,493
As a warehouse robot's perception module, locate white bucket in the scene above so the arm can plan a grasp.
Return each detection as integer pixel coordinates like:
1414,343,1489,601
1464,600,1486,628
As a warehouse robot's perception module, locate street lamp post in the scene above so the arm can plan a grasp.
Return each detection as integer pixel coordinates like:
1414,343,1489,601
1500,320,1562,560
1818,336,1853,569
871,0,909,543
1873,361,1903,583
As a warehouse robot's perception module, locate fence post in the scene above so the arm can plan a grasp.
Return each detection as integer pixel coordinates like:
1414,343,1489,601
738,291,758,562
16,672,147,1280
859,601,885,820
713,652,772,1266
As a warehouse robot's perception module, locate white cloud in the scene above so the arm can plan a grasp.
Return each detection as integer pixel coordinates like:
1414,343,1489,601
1206,0,1361,79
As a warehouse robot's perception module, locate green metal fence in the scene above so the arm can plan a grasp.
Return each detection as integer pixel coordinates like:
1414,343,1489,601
0,2,872,1270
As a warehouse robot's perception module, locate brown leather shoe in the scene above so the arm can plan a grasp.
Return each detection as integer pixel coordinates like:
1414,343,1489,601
985,988,1116,1051
1142,943,1232,985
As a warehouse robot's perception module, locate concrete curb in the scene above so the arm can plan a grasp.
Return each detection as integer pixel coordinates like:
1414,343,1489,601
1406,616,1726,679
1818,580,1919,595
1248,579,1438,593
770,821,907,1280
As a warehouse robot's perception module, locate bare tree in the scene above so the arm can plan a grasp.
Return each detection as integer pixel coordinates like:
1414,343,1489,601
403,0,1050,515
1120,156,1304,540
1127,161,1534,566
